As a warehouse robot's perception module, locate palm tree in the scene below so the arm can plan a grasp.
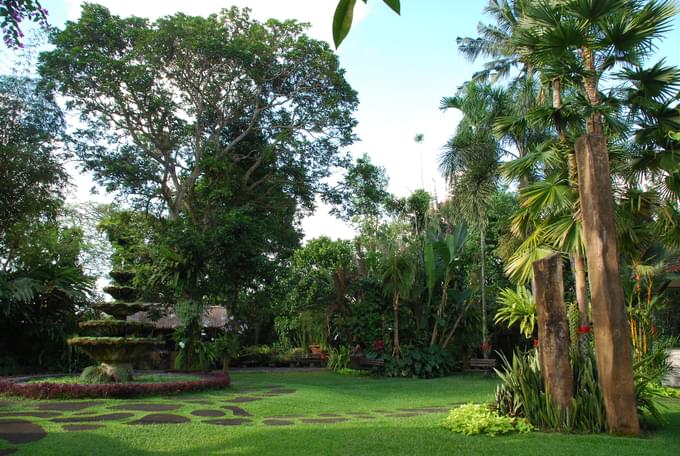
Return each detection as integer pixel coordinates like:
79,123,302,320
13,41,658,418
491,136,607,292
381,240,416,360
439,81,508,357
510,0,677,435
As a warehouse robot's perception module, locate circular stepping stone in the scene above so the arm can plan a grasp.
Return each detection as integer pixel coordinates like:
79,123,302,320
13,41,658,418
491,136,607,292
63,424,104,432
0,419,47,444
384,412,421,418
269,388,296,394
130,414,190,425
191,410,224,417
263,419,295,426
318,413,342,417
52,413,134,423
300,418,348,424
110,404,180,412
0,448,17,455
204,418,250,426
36,402,102,411
226,397,261,403
221,406,252,417
0,412,61,419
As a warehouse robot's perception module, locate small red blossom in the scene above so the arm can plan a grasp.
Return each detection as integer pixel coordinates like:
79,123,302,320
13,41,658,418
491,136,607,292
577,325,591,334
480,342,491,352
373,339,384,352
532,338,539,348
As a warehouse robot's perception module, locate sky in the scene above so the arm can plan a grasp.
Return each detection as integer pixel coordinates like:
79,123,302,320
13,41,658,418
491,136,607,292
4,0,680,241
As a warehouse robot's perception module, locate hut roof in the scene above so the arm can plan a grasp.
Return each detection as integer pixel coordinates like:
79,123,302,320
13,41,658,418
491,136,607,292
128,305,227,329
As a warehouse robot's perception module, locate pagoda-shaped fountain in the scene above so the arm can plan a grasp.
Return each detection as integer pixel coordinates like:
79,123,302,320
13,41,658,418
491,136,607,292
68,270,162,382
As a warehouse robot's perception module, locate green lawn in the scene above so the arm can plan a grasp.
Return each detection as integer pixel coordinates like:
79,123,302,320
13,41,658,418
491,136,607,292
2,370,680,455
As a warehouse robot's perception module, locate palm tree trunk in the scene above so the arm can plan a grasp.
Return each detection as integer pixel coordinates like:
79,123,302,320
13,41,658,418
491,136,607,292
480,231,488,358
392,293,401,360
576,48,639,435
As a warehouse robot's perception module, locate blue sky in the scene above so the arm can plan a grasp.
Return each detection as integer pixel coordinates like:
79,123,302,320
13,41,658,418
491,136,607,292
6,0,680,239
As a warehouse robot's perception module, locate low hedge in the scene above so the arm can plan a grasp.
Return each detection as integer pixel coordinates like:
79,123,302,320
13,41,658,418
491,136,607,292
0,373,230,399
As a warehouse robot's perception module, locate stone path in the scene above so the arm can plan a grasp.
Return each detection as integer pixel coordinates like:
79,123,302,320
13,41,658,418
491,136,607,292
0,381,454,453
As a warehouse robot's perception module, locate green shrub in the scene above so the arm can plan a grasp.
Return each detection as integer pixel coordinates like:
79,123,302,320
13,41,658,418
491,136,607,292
335,367,370,376
442,403,533,436
327,345,352,371
80,363,132,383
385,345,455,378
495,343,669,432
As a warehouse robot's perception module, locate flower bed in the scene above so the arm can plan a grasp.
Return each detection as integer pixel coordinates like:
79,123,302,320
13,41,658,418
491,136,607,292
0,373,230,399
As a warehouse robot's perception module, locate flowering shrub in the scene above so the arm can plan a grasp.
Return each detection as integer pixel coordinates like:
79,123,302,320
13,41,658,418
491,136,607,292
0,373,230,399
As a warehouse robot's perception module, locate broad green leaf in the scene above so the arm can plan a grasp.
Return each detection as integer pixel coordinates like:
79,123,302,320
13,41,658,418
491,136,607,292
333,0,357,48
382,0,401,15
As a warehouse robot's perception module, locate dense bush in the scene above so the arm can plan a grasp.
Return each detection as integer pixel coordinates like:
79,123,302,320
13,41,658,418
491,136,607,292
0,373,230,399
327,345,352,371
495,345,671,432
384,345,456,379
442,403,532,436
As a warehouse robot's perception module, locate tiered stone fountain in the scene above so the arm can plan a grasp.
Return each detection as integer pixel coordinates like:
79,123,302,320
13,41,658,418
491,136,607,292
68,270,162,382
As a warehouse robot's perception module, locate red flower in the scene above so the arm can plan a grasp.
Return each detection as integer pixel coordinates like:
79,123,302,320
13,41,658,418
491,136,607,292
577,325,591,334
480,342,491,352
532,338,539,348
373,339,384,352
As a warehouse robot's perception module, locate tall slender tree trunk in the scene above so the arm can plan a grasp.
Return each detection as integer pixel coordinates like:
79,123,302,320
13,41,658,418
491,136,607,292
575,49,639,435
392,293,401,360
480,231,488,358
555,76,590,347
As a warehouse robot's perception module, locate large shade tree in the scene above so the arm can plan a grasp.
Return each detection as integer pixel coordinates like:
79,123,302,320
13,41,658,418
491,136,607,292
39,5,358,309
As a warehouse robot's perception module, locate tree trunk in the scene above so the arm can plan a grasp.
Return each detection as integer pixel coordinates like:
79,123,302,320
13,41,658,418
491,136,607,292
392,293,401,360
571,253,589,328
574,134,640,435
532,253,573,412
480,231,488,358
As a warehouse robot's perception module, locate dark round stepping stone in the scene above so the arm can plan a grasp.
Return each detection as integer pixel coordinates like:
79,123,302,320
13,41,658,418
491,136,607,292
36,402,102,411
110,404,181,412
0,448,17,455
191,410,225,417
52,413,134,423
385,412,421,418
63,424,104,432
204,418,250,426
0,412,61,419
0,419,47,444
222,406,252,417
130,414,190,425
269,388,296,394
74,411,100,416
318,413,342,417
263,419,295,426
226,397,262,403
301,418,348,424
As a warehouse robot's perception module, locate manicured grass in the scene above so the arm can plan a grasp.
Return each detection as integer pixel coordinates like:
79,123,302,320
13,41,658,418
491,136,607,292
25,373,203,385
2,370,680,455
